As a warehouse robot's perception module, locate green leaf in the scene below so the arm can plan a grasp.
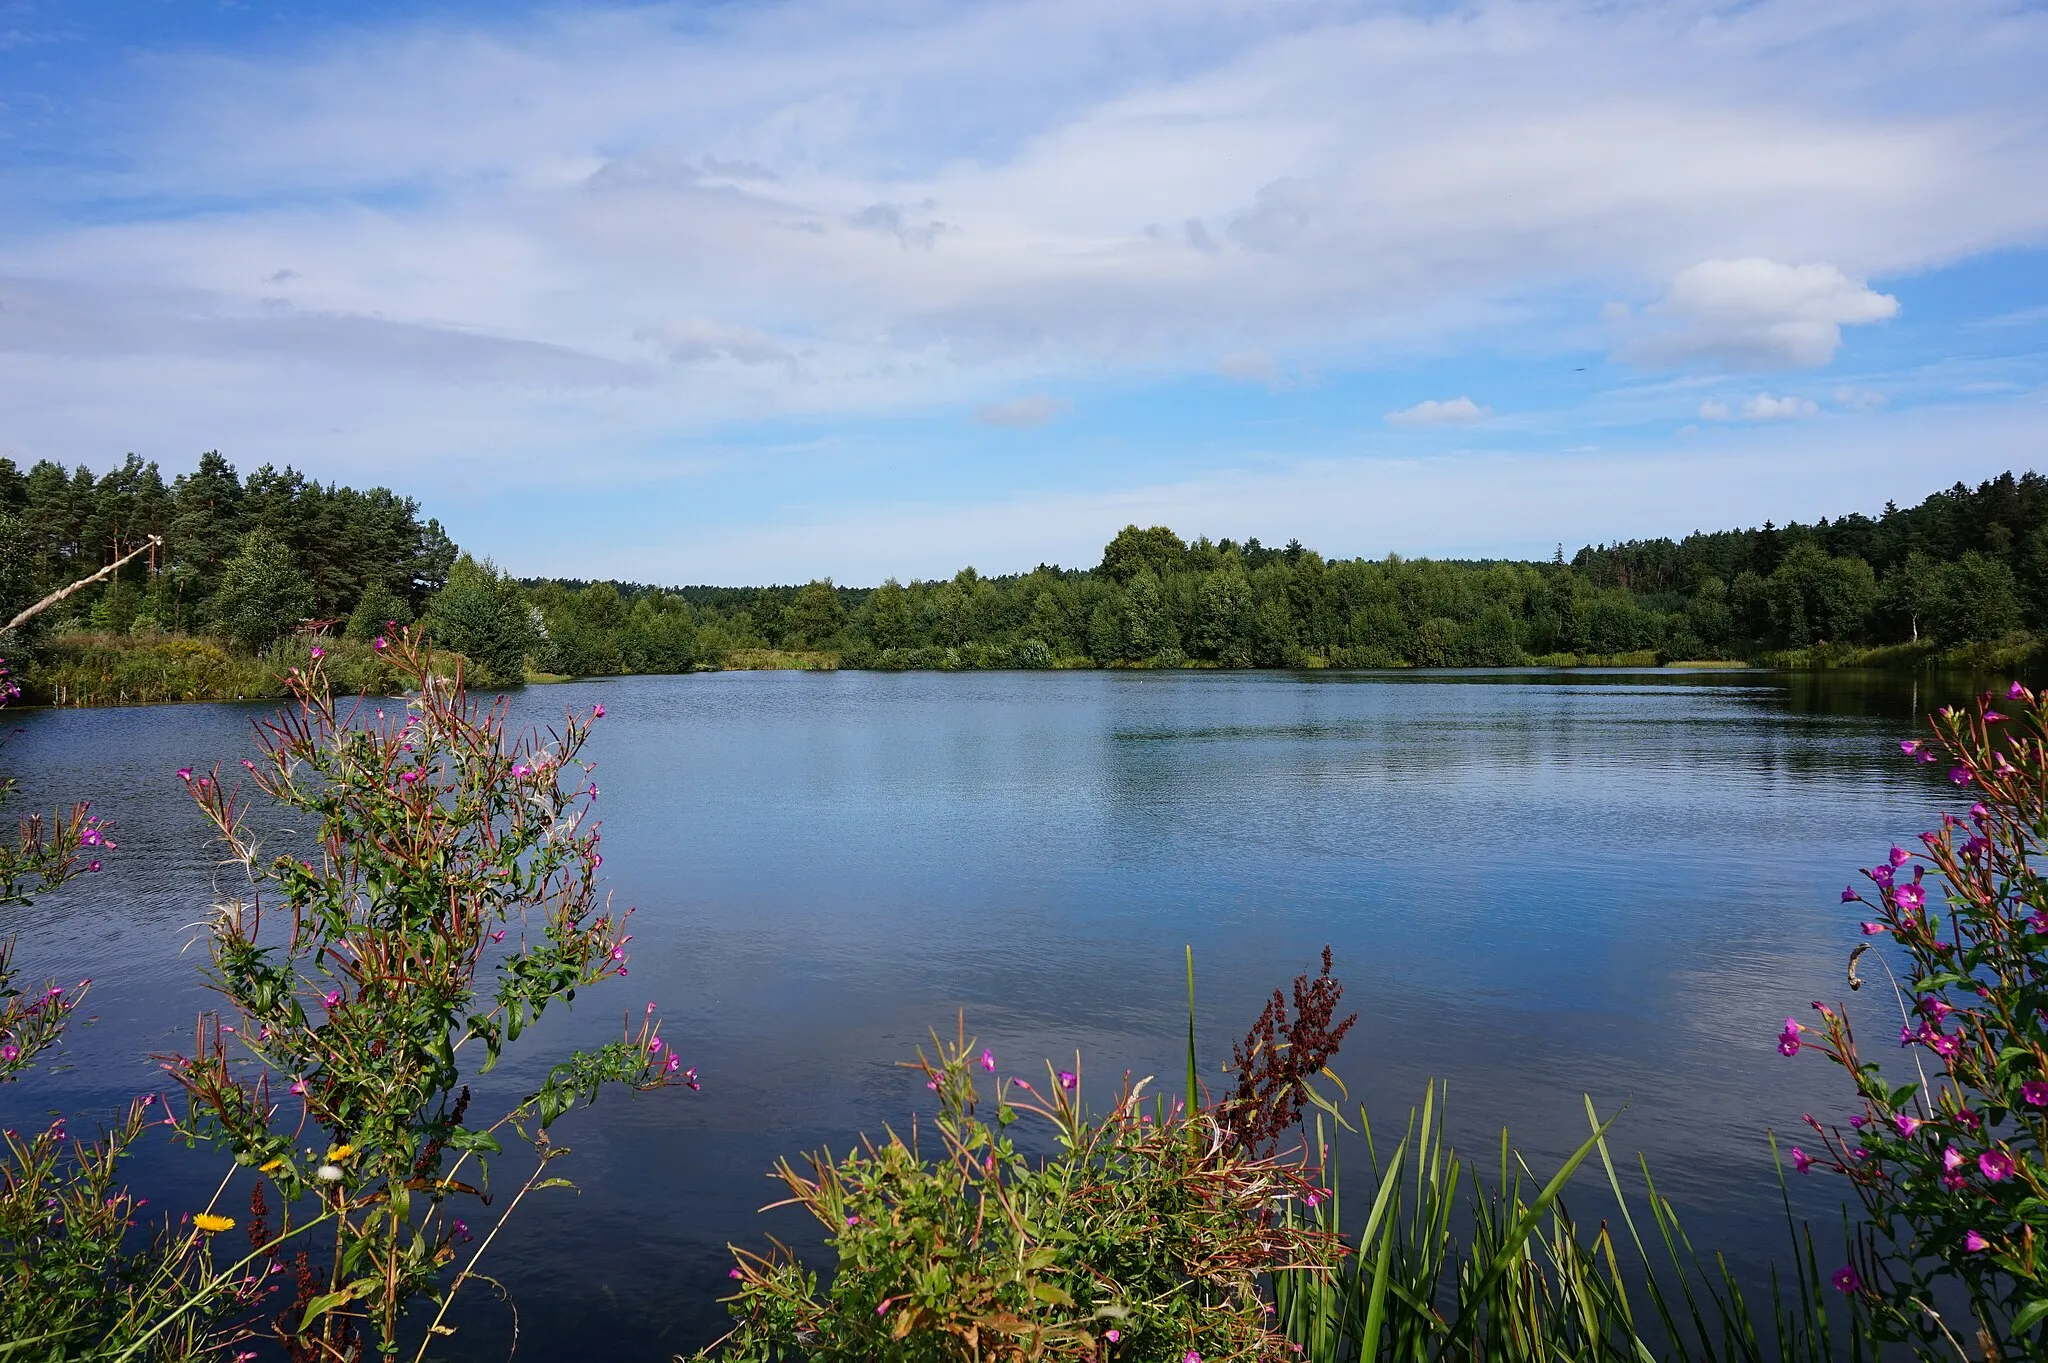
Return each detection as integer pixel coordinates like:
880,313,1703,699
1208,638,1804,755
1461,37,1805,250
299,1286,357,1330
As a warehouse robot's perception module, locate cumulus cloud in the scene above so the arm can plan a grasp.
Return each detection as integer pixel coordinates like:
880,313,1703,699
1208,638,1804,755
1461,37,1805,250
1624,259,1899,370
1386,396,1489,427
973,394,1072,428
1700,393,1818,420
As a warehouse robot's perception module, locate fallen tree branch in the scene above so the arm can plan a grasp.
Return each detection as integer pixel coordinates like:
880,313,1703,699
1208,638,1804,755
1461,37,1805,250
4,535,163,634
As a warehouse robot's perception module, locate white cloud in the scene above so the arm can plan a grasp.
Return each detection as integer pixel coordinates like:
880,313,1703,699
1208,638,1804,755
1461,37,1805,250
0,0,2045,531
1386,396,1489,427
1834,385,1887,409
1698,393,1818,420
1624,258,1899,370
1742,393,1819,419
973,394,1072,428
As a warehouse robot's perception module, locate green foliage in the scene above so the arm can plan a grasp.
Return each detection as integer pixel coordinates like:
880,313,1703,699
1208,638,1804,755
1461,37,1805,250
0,451,450,650
1099,525,1189,584
784,579,847,649
208,528,314,653
1793,682,2048,1352
164,633,687,1355
1273,1087,1866,1363
0,1101,263,1362
0,654,100,1080
344,579,414,641
1928,552,2021,645
18,633,425,708
425,555,534,686
696,1022,1332,1363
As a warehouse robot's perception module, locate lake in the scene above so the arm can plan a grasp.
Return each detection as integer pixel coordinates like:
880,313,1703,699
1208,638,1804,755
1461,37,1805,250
0,667,1982,1357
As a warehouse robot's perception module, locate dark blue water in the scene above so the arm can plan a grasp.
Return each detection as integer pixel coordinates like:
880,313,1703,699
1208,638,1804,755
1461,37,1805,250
0,668,1978,1357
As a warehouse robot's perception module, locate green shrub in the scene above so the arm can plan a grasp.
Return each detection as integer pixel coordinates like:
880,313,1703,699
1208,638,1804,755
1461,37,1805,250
695,1021,1335,1363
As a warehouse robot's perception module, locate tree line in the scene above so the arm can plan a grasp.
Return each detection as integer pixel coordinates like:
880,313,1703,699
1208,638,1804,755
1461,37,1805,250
0,451,455,650
5,458,2046,688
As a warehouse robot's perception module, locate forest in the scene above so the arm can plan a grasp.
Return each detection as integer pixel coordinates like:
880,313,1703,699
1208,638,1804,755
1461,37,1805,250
3,454,2046,699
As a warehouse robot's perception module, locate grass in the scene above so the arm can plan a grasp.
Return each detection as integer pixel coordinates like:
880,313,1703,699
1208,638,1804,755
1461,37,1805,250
22,632,455,706
1270,1082,1865,1363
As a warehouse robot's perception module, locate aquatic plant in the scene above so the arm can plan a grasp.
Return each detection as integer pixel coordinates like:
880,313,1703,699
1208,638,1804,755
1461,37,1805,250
1270,1082,1866,1363
1787,679,2048,1353
163,628,692,1358
695,1016,1337,1362
0,651,104,1080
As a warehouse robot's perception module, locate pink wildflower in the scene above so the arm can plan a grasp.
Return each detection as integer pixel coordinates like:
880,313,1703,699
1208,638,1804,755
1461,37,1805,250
1966,1230,1990,1252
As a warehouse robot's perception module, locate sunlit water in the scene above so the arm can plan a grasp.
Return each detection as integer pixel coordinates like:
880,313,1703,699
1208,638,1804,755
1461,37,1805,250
0,668,1989,1357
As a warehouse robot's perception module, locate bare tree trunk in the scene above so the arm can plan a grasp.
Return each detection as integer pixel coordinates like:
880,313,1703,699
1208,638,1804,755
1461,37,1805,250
4,536,163,634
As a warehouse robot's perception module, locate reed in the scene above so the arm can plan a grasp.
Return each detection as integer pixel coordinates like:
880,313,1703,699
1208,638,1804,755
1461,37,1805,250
1269,1083,1868,1363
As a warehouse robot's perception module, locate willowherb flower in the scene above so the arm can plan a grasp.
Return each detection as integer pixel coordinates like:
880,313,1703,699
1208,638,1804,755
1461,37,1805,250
1980,1149,2014,1182
1777,1018,1802,1057
1894,1113,1922,1136
1841,886,1859,902
980,1049,995,1072
1832,1265,1862,1294
1944,1146,1966,1173
1895,883,1926,912
1059,1070,1076,1090
1790,1147,1814,1173
2023,1081,2048,1106
1965,1230,1990,1252
1889,845,1911,868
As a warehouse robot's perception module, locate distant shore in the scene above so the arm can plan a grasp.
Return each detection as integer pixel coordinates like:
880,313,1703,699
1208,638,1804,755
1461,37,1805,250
13,630,2036,709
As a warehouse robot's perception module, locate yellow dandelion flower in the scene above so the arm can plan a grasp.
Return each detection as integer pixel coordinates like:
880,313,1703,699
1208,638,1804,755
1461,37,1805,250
326,1144,355,1161
192,1213,235,1233
260,1157,286,1173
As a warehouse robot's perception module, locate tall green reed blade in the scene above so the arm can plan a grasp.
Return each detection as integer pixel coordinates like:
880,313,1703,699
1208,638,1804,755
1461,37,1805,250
1185,944,1199,1119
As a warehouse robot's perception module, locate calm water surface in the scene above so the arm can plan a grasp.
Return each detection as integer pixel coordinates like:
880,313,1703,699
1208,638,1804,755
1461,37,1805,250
0,668,1983,1356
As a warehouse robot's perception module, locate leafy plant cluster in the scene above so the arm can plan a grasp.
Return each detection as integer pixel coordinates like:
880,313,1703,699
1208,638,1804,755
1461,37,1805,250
695,1016,1339,1363
0,636,691,1360
1788,679,2048,1354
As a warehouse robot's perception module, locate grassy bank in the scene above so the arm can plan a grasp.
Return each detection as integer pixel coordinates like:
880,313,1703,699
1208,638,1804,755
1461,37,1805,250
21,633,447,706
1758,634,2046,672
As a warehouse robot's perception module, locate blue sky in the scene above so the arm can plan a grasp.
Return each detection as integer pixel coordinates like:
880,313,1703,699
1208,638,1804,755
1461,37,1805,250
3,0,2046,585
